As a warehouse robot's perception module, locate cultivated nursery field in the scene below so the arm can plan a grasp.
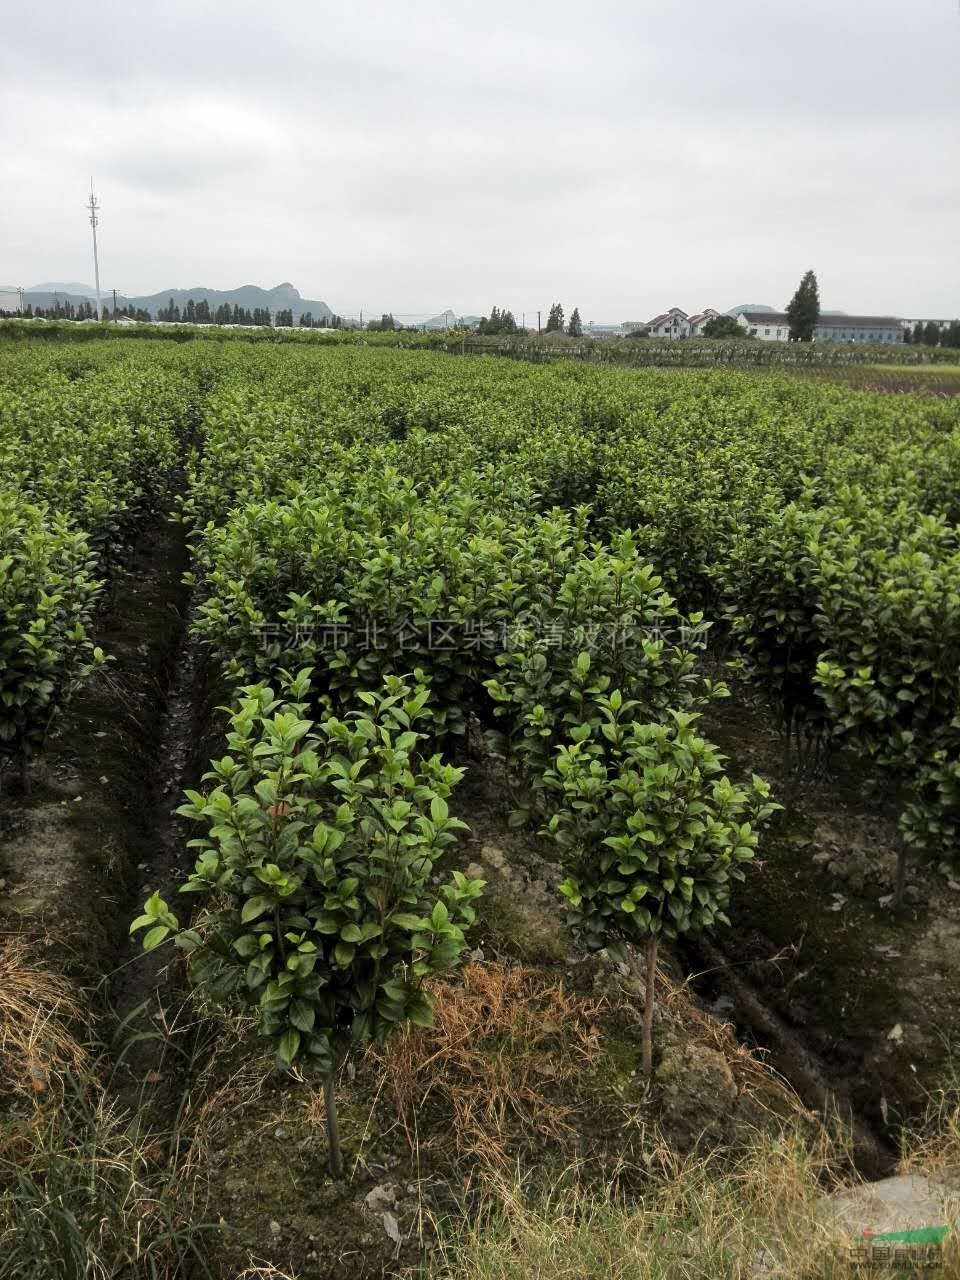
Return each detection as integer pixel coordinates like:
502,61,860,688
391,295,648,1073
1,335,959,1278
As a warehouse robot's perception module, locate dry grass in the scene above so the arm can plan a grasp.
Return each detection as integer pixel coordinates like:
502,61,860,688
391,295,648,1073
235,1263,299,1280
0,935,89,1104
356,962,606,1166
899,1054,960,1180
0,972,256,1279
0,1077,215,1279
157,997,271,1184
419,1125,862,1280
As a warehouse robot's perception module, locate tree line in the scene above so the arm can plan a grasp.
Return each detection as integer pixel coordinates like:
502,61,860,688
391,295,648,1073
904,319,960,348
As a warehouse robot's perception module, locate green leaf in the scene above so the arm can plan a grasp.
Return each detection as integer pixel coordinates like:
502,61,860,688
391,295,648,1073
142,925,170,952
391,913,427,930
407,997,435,1028
277,1028,301,1065
241,894,273,923
289,999,315,1033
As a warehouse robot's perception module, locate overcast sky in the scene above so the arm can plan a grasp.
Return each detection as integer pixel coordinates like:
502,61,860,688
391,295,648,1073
2,1,958,320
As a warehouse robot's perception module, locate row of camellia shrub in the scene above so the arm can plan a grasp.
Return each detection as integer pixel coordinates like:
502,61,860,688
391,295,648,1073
0,341,208,792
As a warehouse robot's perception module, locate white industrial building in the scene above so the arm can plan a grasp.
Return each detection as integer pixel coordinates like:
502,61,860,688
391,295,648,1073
736,311,902,344
631,305,907,344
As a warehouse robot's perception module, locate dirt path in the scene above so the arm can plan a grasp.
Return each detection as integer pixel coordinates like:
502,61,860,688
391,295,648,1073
699,687,960,1147
0,507,189,966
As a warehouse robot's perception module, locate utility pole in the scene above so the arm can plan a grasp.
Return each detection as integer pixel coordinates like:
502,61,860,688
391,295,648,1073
86,179,102,319
537,310,541,334
111,287,117,318
359,307,363,329
18,287,25,315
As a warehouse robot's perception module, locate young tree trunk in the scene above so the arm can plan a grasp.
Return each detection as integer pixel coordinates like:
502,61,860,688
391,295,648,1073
324,1071,344,1179
781,728,794,815
642,935,658,1077
893,840,908,911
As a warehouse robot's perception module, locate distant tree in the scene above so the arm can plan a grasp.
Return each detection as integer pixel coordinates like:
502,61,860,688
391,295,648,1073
922,320,941,347
942,320,960,349
545,302,564,333
299,311,313,328
478,306,519,336
901,325,911,345
275,308,294,327
567,307,582,338
702,315,743,339
786,269,820,342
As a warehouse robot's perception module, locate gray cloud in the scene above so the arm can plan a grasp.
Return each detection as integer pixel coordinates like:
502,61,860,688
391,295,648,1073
1,0,958,317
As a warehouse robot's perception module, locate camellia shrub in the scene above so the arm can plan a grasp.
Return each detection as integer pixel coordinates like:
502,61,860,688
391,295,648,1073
0,497,108,793
543,701,778,1075
485,535,726,826
131,671,484,1177
813,508,960,898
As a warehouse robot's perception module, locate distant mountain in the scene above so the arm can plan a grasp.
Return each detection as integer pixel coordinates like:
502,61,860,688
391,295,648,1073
421,309,459,330
30,282,97,296
126,282,332,321
420,309,482,330
724,303,776,317
24,289,98,311
23,280,333,320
